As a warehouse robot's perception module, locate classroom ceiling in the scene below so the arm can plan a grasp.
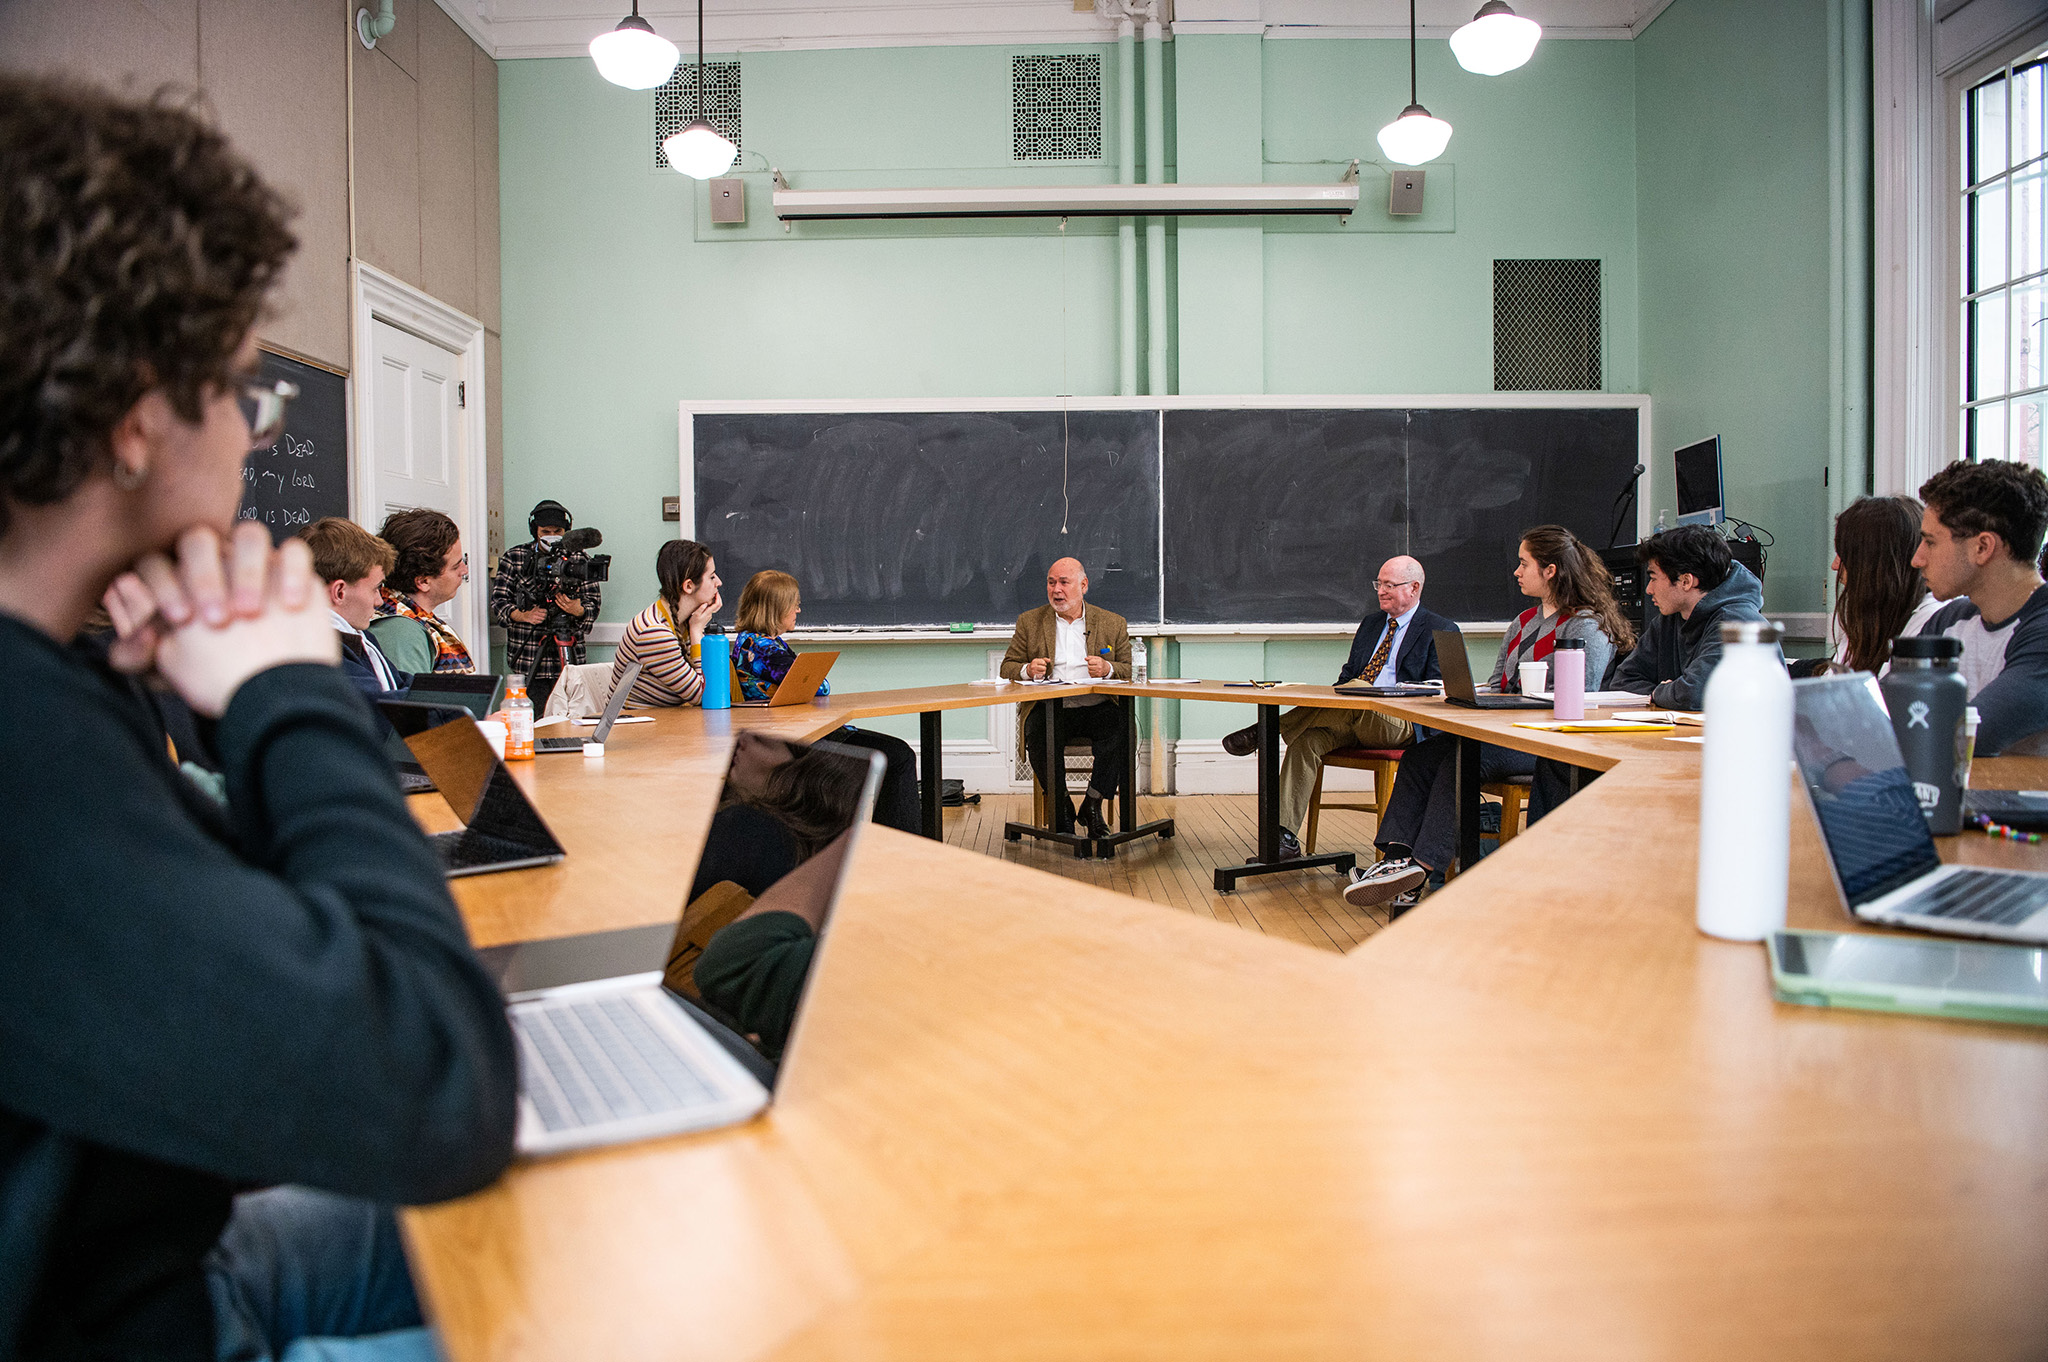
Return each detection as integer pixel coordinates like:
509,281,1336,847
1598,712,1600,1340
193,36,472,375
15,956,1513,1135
437,0,1679,60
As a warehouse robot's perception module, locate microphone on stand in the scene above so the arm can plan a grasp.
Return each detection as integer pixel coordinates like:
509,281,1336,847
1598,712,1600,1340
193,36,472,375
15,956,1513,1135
1607,463,1647,549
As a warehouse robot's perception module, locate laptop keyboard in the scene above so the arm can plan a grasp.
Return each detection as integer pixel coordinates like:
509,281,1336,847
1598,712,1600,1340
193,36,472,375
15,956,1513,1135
512,993,721,1133
430,828,548,871
535,735,585,752
1901,871,2048,927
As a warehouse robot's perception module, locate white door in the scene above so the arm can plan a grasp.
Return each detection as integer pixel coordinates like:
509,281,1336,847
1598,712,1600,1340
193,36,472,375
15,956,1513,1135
365,318,479,652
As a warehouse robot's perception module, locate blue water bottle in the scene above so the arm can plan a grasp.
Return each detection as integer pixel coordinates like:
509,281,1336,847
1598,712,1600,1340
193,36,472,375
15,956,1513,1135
699,624,731,710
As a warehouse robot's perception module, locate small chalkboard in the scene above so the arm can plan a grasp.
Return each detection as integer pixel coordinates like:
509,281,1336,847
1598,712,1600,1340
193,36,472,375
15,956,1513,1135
238,348,349,542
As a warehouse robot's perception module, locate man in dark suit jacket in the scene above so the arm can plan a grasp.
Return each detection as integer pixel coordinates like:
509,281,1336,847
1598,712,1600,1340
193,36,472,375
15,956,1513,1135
1221,555,1460,856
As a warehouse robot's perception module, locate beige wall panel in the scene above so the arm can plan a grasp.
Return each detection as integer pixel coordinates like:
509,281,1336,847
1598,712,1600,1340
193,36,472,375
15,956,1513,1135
485,328,504,560
0,0,198,94
351,35,421,287
200,0,350,367
363,0,418,79
474,48,501,334
416,0,476,318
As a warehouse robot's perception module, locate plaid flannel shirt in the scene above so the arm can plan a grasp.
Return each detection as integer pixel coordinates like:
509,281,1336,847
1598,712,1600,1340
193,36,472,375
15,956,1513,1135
489,540,601,686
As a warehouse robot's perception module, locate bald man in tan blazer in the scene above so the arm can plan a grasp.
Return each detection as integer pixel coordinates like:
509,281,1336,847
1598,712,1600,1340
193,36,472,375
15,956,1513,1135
1001,557,1131,839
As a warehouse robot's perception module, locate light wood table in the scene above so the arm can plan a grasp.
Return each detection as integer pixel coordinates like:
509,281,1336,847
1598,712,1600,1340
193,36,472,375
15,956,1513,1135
405,688,2048,1360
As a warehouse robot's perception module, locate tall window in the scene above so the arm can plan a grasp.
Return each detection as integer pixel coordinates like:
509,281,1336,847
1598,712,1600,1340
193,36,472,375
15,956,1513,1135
1964,53,2046,464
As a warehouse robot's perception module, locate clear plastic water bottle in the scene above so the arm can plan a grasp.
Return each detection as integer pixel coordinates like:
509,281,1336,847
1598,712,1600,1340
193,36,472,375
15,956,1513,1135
502,673,535,760
1131,636,1148,685
1696,620,1791,941
699,625,731,710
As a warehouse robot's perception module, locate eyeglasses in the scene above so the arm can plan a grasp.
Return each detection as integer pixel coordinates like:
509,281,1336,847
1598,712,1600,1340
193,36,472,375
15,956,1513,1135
238,378,298,448
1372,578,1418,591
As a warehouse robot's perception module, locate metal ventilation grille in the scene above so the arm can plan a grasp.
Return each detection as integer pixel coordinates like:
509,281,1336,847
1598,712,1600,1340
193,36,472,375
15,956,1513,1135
1493,259,1602,391
1013,53,1102,161
655,61,742,172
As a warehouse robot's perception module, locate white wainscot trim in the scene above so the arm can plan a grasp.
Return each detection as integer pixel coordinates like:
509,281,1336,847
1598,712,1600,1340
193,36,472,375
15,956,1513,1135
1171,739,1379,797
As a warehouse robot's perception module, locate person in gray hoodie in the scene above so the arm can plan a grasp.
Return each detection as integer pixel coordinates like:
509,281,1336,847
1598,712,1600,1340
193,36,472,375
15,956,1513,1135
1609,524,1773,709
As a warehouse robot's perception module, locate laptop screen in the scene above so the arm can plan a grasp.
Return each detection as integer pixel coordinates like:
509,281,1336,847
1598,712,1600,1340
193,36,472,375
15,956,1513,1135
1792,675,1942,905
407,672,504,720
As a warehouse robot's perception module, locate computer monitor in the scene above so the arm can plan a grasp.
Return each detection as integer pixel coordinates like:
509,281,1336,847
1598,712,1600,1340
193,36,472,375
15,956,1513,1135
1674,437,1724,527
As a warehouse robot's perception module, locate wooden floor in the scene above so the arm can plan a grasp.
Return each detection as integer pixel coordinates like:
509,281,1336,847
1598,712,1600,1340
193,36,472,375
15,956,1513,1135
940,793,1394,953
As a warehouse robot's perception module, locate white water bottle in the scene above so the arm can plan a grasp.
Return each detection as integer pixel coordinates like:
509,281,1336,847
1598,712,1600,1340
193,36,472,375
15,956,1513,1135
1131,636,1147,684
1696,621,1791,940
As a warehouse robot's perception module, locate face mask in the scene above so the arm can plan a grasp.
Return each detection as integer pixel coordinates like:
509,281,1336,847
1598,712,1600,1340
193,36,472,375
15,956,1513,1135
539,534,563,548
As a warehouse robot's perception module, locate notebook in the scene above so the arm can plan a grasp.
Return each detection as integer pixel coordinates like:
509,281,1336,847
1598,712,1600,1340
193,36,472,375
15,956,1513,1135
476,735,884,1155
734,650,839,707
1433,630,1550,710
378,701,567,878
1793,674,2048,945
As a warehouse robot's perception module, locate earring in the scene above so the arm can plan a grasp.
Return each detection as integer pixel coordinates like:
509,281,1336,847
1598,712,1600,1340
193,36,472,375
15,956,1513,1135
111,459,149,491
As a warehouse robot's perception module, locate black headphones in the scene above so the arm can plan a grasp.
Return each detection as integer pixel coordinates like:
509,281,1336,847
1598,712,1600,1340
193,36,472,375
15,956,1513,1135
528,500,573,540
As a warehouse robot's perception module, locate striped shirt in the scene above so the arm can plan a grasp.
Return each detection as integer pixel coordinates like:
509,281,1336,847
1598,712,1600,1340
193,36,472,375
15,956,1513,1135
612,600,705,707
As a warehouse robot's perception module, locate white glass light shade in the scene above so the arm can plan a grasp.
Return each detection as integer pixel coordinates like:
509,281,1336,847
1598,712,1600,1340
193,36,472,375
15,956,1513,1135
590,16,679,90
1376,105,1453,166
1450,2,1542,76
664,120,738,178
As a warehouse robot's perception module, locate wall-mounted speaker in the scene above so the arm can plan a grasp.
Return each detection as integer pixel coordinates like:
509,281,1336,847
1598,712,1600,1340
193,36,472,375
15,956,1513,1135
1389,168,1425,216
709,178,745,224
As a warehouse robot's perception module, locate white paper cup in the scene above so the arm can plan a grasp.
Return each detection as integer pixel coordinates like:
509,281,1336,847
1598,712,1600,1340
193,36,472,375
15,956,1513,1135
1518,660,1549,697
476,719,509,759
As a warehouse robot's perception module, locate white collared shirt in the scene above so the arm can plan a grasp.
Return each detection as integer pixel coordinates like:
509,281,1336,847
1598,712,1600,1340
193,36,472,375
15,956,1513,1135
333,609,402,692
1366,603,1420,687
1050,608,1105,706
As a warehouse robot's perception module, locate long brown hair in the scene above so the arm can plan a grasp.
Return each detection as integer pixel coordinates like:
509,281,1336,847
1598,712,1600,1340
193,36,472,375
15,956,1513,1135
655,539,713,616
1833,495,1925,673
1521,524,1635,653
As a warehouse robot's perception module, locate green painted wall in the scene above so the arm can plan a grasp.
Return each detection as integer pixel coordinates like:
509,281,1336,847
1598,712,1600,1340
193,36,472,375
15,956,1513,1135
497,15,1837,740
1636,0,1839,611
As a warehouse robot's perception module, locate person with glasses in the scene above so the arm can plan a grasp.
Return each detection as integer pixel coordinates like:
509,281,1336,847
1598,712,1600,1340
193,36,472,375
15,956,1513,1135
0,76,515,1362
369,507,475,673
1216,556,1458,861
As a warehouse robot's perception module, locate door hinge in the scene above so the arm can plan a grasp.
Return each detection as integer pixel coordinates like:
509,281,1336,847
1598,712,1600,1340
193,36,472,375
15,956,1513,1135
457,381,466,409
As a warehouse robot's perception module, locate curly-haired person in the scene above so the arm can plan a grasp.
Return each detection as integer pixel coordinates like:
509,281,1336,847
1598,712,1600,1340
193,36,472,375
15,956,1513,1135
0,76,515,1362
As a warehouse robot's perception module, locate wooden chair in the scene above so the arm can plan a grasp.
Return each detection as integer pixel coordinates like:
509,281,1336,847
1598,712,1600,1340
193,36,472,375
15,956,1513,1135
1482,775,1532,844
1302,747,1403,854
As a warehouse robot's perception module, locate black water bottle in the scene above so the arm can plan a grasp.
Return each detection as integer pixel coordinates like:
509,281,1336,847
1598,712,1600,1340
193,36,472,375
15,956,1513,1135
1881,634,1969,835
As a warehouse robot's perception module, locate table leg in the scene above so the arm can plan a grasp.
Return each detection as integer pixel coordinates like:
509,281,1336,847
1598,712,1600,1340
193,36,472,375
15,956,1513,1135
1119,694,1138,835
1453,734,1482,874
919,709,943,841
1211,702,1354,893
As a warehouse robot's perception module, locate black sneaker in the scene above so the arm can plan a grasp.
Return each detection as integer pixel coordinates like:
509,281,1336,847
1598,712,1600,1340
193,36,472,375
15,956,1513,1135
1341,856,1427,908
1221,724,1260,757
1247,828,1303,863
1384,885,1426,920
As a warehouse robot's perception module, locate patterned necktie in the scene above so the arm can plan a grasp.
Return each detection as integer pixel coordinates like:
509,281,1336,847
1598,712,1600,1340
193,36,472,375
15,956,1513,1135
1363,618,1399,684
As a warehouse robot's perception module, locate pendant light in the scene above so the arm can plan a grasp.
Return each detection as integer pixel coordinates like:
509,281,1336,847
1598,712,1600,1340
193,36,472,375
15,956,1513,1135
662,0,738,179
1450,1,1542,76
1376,0,1452,167
590,2,680,91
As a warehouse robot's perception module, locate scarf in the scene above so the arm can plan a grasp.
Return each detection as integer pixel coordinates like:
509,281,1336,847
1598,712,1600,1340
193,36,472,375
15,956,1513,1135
376,586,474,672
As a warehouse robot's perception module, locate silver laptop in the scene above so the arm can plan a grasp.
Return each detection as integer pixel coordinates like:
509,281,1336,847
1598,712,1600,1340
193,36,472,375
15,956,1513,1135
479,736,884,1156
1794,674,2048,944
537,662,641,754
1433,628,1549,709
380,701,568,877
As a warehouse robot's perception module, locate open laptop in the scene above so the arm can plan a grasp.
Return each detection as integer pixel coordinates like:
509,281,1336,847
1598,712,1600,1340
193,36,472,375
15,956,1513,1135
379,701,567,877
1794,674,2048,944
735,650,839,707
476,736,884,1156
1433,629,1550,709
387,674,505,793
537,662,642,754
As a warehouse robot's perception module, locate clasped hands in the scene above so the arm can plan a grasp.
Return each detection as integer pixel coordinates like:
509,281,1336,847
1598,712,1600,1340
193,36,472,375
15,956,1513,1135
101,522,339,718
1024,655,1114,680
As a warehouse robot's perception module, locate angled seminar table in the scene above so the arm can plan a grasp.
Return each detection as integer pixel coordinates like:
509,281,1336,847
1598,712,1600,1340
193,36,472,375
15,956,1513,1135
402,687,2048,1360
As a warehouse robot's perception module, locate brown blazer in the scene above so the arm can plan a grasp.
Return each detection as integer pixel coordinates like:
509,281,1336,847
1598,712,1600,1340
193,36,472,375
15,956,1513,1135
1001,603,1131,757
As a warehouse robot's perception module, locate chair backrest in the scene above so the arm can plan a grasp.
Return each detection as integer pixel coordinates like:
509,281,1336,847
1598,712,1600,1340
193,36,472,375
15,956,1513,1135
543,661,616,719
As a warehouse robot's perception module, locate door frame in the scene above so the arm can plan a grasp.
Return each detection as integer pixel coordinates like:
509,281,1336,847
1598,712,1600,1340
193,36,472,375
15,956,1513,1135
350,261,490,652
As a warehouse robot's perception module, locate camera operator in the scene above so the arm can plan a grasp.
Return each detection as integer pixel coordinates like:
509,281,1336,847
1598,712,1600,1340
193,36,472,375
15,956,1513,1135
490,499,604,711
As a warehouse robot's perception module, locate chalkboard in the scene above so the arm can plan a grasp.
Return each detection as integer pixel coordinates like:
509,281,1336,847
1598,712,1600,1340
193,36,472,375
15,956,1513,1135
1161,407,1640,623
238,349,349,542
692,410,1161,626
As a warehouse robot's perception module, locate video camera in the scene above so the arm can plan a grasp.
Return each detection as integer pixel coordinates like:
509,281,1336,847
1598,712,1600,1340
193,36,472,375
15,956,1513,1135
511,526,611,634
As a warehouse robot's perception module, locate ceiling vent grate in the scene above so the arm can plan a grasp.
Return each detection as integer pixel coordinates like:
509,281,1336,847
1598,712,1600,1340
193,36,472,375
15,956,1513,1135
655,61,742,172
1493,259,1602,391
1013,53,1102,161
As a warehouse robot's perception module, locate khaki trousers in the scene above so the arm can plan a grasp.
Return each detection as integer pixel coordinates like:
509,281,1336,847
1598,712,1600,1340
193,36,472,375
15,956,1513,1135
1275,706,1414,837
